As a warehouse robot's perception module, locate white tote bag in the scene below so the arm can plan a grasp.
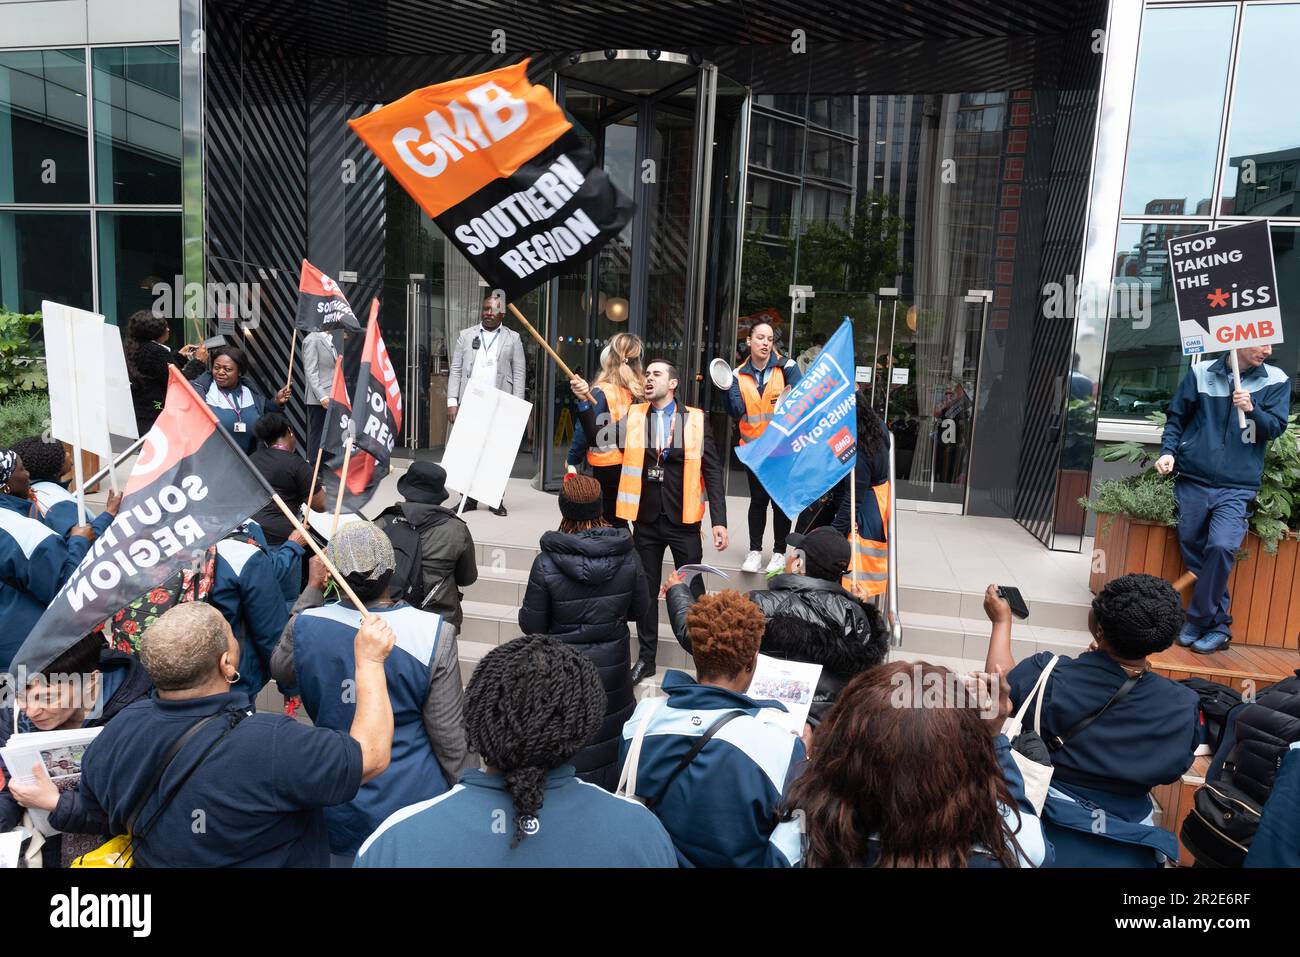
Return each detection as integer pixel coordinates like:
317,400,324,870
999,655,1059,817
616,697,667,802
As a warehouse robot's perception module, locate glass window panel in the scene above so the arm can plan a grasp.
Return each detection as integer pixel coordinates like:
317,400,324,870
92,45,181,204
1100,222,1205,420
96,211,182,329
0,211,92,314
1219,4,1300,218
1121,5,1235,216
1263,225,1300,415
0,49,89,203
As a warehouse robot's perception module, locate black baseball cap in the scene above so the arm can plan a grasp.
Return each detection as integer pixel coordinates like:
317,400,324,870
785,527,851,579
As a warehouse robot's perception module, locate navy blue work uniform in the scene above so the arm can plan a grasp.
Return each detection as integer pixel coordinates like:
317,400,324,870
1161,355,1290,637
79,691,362,868
1008,651,1201,866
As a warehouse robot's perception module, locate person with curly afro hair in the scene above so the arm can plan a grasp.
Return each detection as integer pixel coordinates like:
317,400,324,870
4,437,120,539
618,589,807,867
355,635,677,868
983,572,1201,866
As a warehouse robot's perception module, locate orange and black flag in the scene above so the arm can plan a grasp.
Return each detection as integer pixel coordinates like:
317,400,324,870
295,258,360,333
10,367,275,676
348,60,635,299
319,299,401,513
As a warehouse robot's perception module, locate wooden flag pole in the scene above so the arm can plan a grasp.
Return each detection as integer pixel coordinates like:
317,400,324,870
269,493,368,614
330,435,354,536
307,445,324,514
284,329,298,391
508,302,576,381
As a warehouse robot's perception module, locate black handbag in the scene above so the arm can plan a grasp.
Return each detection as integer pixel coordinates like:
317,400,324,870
1179,779,1264,868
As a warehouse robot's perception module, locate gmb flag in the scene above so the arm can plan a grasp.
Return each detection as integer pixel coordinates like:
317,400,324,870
10,367,274,677
736,319,858,520
320,299,401,513
295,259,360,333
348,60,635,299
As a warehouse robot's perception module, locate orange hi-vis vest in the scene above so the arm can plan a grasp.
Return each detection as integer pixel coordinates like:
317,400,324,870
737,364,786,443
842,481,891,598
586,384,635,468
616,403,707,524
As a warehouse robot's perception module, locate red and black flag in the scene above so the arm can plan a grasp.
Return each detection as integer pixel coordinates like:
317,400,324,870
348,60,635,300
319,300,401,513
295,258,360,333
10,367,275,677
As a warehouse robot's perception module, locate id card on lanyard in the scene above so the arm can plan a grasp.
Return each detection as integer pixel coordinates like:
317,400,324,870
221,388,247,432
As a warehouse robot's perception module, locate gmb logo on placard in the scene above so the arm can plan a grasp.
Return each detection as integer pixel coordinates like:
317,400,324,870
393,81,529,178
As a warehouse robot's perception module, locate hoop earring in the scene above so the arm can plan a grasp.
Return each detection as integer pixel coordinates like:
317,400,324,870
225,670,241,685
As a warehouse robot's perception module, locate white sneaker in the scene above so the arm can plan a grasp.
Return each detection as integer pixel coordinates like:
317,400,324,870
766,552,787,574
741,550,763,573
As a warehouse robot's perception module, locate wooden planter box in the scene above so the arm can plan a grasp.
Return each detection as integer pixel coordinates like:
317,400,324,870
1090,512,1300,650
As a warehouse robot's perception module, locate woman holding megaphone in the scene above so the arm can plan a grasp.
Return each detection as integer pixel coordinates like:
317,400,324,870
568,332,644,528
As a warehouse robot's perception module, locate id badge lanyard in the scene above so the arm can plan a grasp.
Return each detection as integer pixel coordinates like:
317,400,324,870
221,387,246,427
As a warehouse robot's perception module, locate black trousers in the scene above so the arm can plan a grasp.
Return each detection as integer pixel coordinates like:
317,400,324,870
632,512,703,665
592,463,628,529
306,404,327,463
745,462,791,552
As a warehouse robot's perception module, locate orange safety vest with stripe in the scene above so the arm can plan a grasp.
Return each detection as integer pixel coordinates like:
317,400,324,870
842,481,890,598
616,403,707,524
736,365,786,443
586,384,635,467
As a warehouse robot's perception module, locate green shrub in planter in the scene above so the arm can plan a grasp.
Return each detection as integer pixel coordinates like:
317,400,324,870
0,391,51,450
1080,473,1177,526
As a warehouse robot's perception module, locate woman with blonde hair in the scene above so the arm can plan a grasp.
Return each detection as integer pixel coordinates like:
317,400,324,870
567,332,644,529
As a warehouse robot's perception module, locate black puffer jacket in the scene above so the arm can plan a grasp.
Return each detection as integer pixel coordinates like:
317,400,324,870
667,574,887,723
518,527,649,790
1222,673,1300,805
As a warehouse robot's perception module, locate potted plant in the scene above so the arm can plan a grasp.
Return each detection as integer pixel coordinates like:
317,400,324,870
1081,411,1300,647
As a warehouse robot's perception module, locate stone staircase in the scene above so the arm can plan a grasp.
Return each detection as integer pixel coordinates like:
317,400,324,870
254,532,1096,714
455,536,1096,681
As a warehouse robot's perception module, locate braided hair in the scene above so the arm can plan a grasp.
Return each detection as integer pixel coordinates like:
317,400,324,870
11,435,65,483
463,635,605,845
1091,573,1183,659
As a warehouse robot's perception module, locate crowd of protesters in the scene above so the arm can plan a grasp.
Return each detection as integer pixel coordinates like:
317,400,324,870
0,321,1296,868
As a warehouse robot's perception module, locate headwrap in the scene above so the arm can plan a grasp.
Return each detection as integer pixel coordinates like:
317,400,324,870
0,450,17,489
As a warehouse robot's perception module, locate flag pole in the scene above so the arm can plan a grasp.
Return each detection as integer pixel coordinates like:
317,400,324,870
284,329,298,391
507,302,576,381
269,493,368,614
307,445,324,515
74,434,147,495
330,435,354,536
849,466,860,598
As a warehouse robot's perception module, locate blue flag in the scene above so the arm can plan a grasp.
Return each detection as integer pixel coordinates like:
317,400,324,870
736,319,858,519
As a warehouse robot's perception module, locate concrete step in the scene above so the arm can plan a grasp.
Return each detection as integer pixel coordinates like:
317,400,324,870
459,598,694,670
897,610,1093,664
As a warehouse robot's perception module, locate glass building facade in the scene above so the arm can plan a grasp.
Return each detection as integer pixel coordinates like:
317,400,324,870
0,41,181,326
8,0,1295,550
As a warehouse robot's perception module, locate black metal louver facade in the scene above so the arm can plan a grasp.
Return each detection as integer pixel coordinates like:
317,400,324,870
200,0,1108,548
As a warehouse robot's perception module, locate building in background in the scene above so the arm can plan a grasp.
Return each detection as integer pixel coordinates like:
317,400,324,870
3,0,1298,552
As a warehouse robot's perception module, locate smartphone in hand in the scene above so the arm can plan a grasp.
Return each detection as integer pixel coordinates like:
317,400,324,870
997,585,1030,620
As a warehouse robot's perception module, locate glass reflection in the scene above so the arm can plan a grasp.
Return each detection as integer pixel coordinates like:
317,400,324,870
93,46,181,205
0,49,89,203
1220,3,1300,217
1120,4,1235,216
